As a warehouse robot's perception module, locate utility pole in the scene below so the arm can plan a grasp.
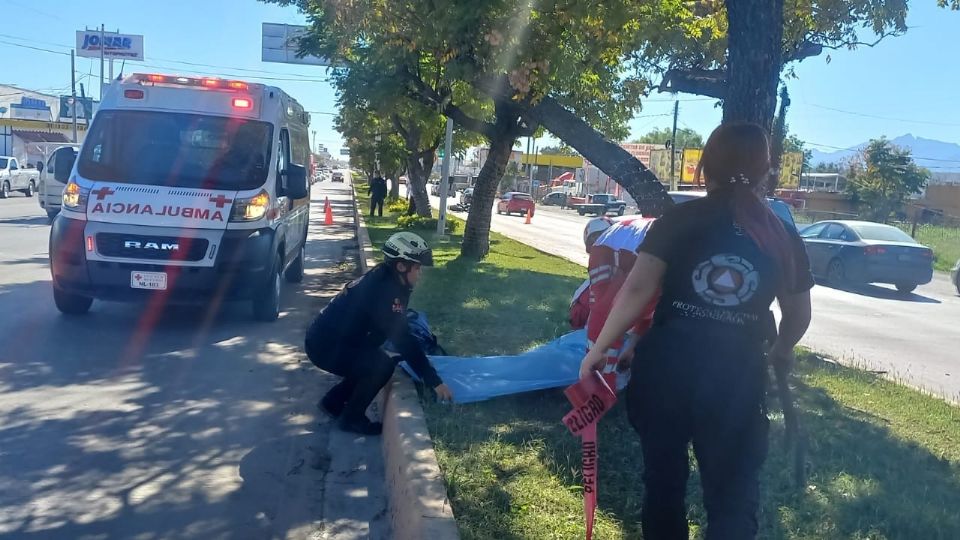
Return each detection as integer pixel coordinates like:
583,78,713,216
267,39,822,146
99,24,105,101
70,49,78,143
436,117,453,236
670,100,679,191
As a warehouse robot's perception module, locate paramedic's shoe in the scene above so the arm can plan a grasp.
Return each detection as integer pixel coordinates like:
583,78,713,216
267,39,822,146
318,394,345,418
338,417,383,436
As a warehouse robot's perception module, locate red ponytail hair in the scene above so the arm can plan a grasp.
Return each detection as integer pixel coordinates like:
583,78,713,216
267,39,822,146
696,123,795,286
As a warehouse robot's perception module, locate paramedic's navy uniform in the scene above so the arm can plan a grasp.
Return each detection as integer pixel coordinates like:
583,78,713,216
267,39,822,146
305,263,441,422
626,194,813,539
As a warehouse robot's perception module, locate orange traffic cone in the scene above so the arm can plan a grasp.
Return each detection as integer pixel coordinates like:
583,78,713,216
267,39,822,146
524,208,533,224
324,201,334,225
324,197,331,213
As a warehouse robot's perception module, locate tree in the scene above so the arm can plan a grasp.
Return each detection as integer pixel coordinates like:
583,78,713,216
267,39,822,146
538,144,579,156
267,0,663,259
646,1,957,128
813,162,841,173
846,139,930,222
631,127,703,149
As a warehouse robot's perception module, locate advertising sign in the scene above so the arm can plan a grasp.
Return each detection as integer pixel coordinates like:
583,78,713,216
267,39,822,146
648,148,681,184
59,96,95,122
76,31,144,60
10,96,51,121
680,148,703,185
779,152,803,189
262,23,330,66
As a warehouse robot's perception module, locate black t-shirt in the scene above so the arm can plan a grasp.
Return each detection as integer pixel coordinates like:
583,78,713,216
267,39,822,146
639,194,813,341
305,264,442,388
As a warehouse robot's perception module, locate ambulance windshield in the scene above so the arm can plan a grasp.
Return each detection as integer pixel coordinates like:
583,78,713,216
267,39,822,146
78,110,273,191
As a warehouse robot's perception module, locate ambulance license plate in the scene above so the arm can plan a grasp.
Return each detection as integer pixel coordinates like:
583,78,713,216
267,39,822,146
130,271,168,290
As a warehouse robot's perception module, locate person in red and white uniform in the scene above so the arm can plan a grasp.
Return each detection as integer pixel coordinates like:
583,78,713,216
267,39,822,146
584,215,659,389
569,217,614,330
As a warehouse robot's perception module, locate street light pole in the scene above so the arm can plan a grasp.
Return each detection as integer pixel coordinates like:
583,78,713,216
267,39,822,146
437,117,453,236
71,49,78,143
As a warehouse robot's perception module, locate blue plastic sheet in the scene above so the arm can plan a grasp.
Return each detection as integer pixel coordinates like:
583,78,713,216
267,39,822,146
400,329,586,404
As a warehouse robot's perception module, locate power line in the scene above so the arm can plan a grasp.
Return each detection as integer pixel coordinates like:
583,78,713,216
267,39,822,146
0,39,70,57
804,103,960,128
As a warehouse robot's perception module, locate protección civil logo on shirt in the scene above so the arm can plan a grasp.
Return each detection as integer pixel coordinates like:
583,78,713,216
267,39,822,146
691,254,759,307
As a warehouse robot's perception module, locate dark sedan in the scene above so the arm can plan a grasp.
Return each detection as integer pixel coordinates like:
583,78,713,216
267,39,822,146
799,220,934,293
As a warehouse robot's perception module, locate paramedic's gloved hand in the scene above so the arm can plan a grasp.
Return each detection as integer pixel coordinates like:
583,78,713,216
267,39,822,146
579,348,605,380
434,383,454,402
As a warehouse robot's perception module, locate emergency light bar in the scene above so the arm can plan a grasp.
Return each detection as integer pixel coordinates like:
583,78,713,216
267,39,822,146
127,73,254,92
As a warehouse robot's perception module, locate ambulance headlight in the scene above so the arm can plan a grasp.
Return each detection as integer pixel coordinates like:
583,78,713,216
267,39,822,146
230,190,271,222
62,180,88,211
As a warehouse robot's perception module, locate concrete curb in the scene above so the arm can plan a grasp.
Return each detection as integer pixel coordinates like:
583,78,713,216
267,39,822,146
351,187,460,540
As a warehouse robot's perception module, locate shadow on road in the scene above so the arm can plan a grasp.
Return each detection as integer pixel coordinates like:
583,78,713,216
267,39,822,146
0,216,49,227
0,191,366,539
815,281,942,304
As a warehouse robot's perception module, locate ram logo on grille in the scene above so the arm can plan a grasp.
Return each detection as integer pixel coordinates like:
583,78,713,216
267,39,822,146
124,240,180,251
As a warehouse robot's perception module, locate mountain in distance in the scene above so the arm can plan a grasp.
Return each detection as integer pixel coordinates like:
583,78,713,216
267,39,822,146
808,134,960,172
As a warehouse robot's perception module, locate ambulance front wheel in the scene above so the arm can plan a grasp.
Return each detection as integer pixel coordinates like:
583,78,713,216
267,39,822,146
252,259,282,322
53,287,92,315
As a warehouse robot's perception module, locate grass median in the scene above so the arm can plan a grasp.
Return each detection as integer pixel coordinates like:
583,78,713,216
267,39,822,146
358,188,960,539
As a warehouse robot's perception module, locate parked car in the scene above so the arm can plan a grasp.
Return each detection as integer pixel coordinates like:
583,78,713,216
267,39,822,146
0,156,40,199
497,192,535,217
541,191,569,207
951,258,959,295
667,191,797,229
573,193,627,216
460,187,474,207
37,146,80,220
332,171,345,183
799,220,934,293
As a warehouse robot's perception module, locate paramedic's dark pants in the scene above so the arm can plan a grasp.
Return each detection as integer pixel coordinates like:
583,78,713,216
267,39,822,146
370,196,384,217
305,339,395,422
626,328,769,540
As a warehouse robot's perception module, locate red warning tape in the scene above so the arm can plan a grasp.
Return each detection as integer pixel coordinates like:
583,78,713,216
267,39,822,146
563,371,618,540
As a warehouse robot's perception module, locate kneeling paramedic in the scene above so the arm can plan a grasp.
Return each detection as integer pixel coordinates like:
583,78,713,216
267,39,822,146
305,232,454,435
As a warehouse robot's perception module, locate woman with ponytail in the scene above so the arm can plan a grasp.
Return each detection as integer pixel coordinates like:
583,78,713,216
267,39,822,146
580,123,813,539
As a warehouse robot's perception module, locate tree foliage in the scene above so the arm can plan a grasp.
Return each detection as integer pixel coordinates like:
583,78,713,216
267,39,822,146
846,138,930,222
631,127,703,148
538,144,580,156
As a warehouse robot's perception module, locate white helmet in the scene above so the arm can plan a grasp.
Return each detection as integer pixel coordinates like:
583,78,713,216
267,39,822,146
583,217,613,248
382,231,434,266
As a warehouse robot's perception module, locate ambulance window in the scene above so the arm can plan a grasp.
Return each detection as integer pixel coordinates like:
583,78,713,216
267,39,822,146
277,129,291,174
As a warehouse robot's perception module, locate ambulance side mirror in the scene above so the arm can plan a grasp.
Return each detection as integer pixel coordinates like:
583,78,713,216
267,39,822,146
284,164,309,200
53,147,77,183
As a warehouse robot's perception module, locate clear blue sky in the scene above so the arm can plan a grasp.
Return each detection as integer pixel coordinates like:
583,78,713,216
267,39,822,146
3,0,958,156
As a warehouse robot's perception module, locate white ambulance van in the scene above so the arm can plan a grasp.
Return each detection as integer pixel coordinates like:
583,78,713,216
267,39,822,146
49,73,312,321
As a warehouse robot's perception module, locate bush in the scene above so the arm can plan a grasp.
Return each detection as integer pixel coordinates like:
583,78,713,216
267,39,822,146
386,198,409,214
396,214,461,233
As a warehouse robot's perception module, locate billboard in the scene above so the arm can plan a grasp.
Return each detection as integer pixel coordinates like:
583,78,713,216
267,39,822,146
648,148,680,183
59,96,95,122
76,31,144,60
262,23,330,66
680,148,702,185
779,152,803,189
10,96,52,121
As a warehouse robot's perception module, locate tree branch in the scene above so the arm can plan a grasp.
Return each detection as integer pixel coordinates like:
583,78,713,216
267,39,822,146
657,68,727,99
399,66,498,139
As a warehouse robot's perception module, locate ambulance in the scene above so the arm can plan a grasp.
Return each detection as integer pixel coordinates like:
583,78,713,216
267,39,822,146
49,73,312,321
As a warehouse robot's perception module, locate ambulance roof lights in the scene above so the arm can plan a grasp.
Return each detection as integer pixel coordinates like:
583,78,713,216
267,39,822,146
131,74,253,92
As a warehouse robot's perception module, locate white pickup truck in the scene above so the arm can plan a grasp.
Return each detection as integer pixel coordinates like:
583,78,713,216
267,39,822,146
0,156,41,199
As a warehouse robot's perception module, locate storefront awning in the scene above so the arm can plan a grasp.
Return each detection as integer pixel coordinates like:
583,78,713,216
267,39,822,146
12,130,70,144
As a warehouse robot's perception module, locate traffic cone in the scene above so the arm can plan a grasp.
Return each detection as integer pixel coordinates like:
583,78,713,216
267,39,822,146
324,201,334,225
524,208,533,224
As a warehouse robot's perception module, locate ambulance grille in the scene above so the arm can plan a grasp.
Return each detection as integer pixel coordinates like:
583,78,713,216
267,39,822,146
97,233,209,261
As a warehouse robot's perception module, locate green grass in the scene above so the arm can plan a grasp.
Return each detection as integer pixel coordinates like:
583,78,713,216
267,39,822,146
911,225,960,273
358,187,960,539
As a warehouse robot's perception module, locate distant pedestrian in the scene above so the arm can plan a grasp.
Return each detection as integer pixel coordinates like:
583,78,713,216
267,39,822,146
368,171,388,217
581,123,813,539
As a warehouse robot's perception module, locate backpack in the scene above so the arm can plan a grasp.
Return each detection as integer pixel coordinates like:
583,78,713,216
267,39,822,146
385,309,448,357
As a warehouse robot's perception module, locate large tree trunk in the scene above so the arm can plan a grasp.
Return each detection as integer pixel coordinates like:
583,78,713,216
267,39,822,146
390,173,401,199
406,155,432,218
527,96,673,216
768,86,790,195
461,133,515,259
723,0,784,129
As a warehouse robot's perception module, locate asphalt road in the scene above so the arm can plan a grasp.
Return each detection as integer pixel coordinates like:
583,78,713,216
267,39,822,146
0,180,388,539
425,190,960,400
